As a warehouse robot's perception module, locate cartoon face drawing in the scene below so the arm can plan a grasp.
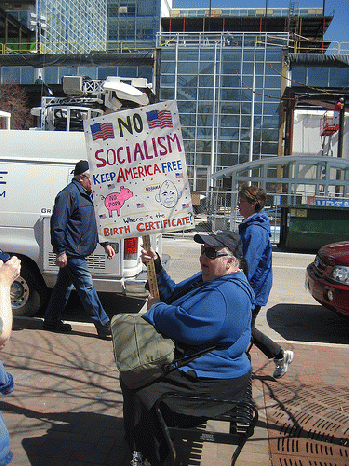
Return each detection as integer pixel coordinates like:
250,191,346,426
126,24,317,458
155,180,181,208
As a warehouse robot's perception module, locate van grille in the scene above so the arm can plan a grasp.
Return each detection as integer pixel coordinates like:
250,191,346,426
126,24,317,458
48,253,106,271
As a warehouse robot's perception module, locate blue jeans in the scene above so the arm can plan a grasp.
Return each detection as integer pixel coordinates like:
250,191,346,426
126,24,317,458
44,256,109,329
0,411,12,465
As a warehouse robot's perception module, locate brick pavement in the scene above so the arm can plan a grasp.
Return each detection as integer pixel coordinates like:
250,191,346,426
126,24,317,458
0,317,348,466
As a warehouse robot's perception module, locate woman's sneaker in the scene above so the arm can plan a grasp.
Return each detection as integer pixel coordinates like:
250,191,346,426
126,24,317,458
273,350,294,378
130,451,151,466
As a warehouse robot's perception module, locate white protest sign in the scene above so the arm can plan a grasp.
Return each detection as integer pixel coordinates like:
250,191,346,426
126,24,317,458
83,100,194,240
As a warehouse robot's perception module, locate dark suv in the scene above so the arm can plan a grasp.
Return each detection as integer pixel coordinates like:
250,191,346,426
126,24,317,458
306,241,349,317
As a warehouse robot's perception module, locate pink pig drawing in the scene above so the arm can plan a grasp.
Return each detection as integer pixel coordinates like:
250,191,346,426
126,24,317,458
104,186,133,217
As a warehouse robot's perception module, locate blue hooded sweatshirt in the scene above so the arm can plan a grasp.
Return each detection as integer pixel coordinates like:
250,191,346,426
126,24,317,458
238,211,273,307
143,269,254,379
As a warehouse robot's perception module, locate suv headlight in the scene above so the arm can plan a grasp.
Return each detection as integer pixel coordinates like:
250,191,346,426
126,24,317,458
328,266,349,285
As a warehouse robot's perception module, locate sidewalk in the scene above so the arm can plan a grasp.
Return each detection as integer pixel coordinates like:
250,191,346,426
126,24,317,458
1,317,348,466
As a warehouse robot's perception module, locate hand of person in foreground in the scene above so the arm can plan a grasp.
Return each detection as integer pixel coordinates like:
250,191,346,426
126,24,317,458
0,256,21,349
141,245,158,264
0,256,21,288
147,293,160,310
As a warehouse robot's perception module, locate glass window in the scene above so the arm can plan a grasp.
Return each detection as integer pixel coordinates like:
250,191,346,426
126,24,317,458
255,76,264,88
2,67,20,83
266,51,282,61
178,87,198,99
160,87,175,100
181,128,196,139
179,75,198,87
239,142,250,155
222,62,241,74
160,88,175,100
161,74,175,85
218,141,239,153
178,62,198,74
180,113,197,126
218,153,239,166
197,113,213,126
176,100,197,113
263,102,279,115
98,67,119,79
199,50,215,61
243,50,256,62
221,74,240,87
198,101,213,114
291,68,306,86
196,127,213,138
219,127,239,139
44,67,59,84
196,152,211,165
160,62,175,73
178,50,199,61
20,67,35,84
264,75,281,89
255,63,265,74
196,140,212,152
220,114,240,127
240,128,250,140
242,63,254,74
220,101,241,114
199,62,214,74
199,75,214,87
240,115,251,126
261,142,278,154
118,67,138,78
329,68,349,87
198,88,214,100
307,68,329,87
78,67,97,80
221,88,241,101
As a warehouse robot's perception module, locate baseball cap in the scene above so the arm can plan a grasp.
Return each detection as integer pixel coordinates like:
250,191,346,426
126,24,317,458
74,160,89,176
194,231,243,260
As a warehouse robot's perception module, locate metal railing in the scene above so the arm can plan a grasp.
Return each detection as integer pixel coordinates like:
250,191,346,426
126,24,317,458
1,38,348,55
179,190,349,245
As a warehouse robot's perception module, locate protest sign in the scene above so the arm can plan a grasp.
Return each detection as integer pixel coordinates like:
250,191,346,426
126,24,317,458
83,100,194,241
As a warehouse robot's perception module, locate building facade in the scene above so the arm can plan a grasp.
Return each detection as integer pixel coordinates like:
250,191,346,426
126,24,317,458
3,0,107,53
1,1,346,194
157,30,287,191
107,0,165,52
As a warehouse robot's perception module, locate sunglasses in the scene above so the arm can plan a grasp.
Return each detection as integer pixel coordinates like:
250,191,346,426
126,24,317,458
201,245,228,260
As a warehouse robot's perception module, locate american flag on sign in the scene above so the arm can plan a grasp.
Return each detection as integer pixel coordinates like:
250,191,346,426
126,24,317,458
146,109,173,129
175,172,183,179
99,213,107,219
137,203,145,208
91,122,115,141
107,183,115,189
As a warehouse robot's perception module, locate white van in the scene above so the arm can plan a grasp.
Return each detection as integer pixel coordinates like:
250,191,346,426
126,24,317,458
0,128,164,316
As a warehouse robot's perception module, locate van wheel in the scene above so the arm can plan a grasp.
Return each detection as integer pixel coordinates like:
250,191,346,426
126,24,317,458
11,264,41,317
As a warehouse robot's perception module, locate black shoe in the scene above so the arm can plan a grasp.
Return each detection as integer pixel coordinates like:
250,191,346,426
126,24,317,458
43,320,72,333
97,321,111,339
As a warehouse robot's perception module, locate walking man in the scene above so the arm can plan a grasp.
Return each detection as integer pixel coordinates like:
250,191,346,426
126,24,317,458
43,160,115,339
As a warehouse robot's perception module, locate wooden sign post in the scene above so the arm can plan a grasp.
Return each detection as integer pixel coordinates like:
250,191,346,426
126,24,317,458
142,235,160,300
